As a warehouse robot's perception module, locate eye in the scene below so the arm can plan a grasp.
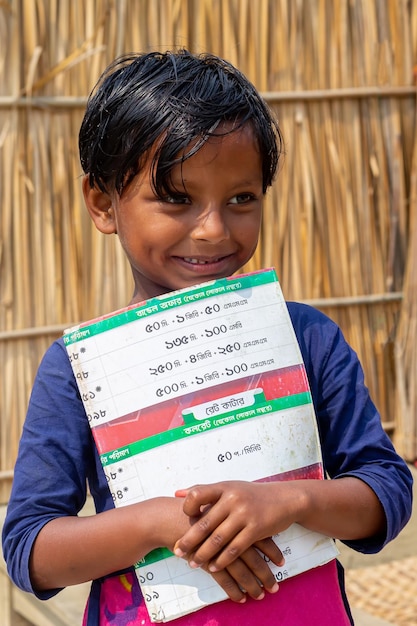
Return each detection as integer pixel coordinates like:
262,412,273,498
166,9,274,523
229,193,256,205
162,193,191,205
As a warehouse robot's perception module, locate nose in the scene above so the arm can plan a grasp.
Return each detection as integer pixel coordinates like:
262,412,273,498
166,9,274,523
191,206,229,243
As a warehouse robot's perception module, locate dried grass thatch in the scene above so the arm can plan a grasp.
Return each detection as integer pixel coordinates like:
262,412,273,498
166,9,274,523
0,0,416,500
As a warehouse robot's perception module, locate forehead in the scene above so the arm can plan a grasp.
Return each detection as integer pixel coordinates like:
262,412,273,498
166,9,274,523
170,125,262,185
175,123,260,171
121,122,262,198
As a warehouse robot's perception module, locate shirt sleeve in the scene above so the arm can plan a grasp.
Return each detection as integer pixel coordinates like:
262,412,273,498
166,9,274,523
287,302,413,554
1,339,107,598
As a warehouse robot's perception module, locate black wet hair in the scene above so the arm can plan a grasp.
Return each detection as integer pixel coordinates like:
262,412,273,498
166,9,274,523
79,49,284,196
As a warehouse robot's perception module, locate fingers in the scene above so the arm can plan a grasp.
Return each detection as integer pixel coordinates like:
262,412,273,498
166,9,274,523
175,484,222,517
208,548,280,602
207,567,247,603
253,538,285,568
174,515,240,567
174,481,284,571
174,486,228,560
174,483,257,564
222,558,265,601
239,545,280,593
206,534,285,574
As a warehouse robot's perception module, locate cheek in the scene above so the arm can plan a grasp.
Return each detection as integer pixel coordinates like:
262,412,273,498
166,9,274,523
234,213,262,243
121,217,187,260
146,216,190,243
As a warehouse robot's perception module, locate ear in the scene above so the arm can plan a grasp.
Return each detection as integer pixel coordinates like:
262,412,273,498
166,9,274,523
82,175,117,234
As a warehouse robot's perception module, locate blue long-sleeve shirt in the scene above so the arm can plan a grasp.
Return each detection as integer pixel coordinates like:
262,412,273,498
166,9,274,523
2,302,413,620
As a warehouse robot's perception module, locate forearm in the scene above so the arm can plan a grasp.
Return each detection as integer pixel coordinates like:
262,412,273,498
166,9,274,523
30,497,187,591
291,476,386,541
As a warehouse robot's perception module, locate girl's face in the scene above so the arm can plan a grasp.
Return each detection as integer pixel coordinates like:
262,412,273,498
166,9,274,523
86,124,264,303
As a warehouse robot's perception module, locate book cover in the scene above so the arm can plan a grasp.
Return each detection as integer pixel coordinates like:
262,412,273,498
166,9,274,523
64,268,340,623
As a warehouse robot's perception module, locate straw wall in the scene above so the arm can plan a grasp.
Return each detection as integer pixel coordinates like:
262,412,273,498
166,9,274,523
1,0,416,501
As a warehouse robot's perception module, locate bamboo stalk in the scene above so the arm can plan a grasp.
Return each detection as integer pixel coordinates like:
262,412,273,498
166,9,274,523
1,85,417,108
1,0,416,490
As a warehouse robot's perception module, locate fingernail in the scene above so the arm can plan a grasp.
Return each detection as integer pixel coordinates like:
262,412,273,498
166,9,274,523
256,592,265,601
267,582,279,593
238,597,247,604
208,564,219,572
189,560,200,569
173,548,185,558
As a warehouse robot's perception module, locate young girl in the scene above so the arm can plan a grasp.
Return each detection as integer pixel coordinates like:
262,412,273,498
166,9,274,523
2,50,413,625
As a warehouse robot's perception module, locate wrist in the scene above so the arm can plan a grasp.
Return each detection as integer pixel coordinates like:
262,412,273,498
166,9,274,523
277,479,312,528
138,496,189,553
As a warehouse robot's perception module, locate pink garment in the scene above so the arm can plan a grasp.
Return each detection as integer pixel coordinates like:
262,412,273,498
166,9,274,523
82,560,351,625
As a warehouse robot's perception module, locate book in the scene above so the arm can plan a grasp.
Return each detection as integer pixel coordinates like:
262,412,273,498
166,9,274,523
64,268,340,623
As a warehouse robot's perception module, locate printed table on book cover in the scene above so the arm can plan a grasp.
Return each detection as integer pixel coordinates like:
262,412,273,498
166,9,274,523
64,268,339,623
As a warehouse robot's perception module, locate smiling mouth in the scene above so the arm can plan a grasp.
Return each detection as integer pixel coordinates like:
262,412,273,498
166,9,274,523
183,257,224,265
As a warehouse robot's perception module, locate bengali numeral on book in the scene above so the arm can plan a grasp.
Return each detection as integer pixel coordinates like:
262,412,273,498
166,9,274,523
217,342,241,355
145,320,168,333
204,324,228,338
149,360,176,376
224,363,248,376
275,570,289,582
139,571,155,584
165,335,192,349
155,381,187,398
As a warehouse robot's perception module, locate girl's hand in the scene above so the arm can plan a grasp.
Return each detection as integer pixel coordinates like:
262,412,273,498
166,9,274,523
174,481,292,571
207,544,280,602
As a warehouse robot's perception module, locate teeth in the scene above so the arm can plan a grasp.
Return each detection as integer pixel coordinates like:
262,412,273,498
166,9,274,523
185,258,218,265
